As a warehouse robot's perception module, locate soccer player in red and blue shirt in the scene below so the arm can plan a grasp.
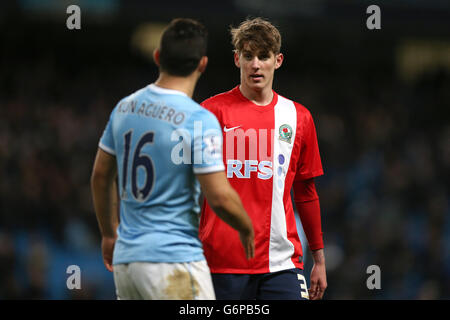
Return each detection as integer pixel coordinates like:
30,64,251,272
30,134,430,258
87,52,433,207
199,17,327,300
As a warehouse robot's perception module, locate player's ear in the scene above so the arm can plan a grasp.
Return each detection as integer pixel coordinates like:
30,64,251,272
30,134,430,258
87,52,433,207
153,49,160,67
198,56,208,73
234,51,241,68
274,52,283,70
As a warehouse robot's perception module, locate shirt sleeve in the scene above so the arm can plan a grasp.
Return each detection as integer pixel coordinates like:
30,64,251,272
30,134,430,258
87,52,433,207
295,199,324,251
294,110,323,181
292,178,319,203
98,110,116,156
191,109,225,174
293,178,324,250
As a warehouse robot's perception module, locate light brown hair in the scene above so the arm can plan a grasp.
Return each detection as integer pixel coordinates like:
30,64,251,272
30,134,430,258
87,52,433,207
230,17,281,55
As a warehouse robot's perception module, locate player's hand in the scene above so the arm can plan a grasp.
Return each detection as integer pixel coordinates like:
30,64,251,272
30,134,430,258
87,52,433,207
101,236,117,272
239,229,255,260
309,261,327,300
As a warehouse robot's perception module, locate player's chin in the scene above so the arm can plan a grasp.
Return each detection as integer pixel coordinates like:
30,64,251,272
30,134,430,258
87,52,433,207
247,80,266,91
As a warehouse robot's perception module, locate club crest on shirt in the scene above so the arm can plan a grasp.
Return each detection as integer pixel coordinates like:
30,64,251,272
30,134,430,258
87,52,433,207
279,124,293,143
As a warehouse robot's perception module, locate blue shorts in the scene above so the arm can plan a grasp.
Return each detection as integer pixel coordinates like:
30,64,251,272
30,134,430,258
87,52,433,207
211,268,309,300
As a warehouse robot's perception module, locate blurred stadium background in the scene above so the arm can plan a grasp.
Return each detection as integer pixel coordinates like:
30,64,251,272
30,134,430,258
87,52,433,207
0,0,449,299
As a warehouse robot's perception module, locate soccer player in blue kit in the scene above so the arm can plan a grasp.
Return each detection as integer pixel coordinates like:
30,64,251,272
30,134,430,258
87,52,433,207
91,18,254,300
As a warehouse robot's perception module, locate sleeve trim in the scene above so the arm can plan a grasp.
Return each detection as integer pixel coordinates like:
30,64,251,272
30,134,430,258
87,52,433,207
99,142,116,156
193,165,225,175
308,241,325,251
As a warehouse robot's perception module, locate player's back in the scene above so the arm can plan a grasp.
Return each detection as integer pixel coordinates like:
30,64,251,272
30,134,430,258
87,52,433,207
99,84,221,264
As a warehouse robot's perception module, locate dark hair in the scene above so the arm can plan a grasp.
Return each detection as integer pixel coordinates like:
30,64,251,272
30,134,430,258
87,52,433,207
159,18,208,77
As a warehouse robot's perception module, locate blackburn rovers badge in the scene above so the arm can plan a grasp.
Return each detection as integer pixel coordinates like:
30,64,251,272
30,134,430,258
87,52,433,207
279,124,293,143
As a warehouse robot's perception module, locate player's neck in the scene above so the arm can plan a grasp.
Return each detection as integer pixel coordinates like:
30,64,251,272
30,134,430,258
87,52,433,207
154,73,197,98
239,83,274,106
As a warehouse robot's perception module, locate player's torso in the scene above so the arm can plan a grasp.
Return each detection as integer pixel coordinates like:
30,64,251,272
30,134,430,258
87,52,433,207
200,88,303,273
112,87,197,213
111,85,204,264
216,91,300,204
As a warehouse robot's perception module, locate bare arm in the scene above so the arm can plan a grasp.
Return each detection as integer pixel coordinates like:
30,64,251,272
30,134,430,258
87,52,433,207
309,248,327,300
196,171,254,259
91,148,119,271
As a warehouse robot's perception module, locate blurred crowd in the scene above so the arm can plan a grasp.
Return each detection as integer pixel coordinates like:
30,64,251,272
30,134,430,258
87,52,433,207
307,69,450,299
0,19,449,299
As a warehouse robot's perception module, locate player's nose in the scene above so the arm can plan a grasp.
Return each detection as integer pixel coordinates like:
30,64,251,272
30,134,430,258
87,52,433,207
250,57,261,69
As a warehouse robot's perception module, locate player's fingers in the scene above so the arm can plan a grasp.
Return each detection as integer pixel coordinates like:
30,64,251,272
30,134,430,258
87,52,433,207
315,288,324,300
243,242,249,259
309,281,319,300
104,259,113,272
309,289,318,300
309,280,318,292
249,239,255,259
243,234,254,259
317,283,327,299
309,282,326,300
246,240,254,259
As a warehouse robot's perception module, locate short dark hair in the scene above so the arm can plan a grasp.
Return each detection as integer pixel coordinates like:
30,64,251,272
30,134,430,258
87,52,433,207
159,18,208,77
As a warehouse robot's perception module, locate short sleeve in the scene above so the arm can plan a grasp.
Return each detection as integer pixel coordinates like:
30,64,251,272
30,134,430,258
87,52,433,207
191,109,225,174
98,110,116,155
294,111,323,181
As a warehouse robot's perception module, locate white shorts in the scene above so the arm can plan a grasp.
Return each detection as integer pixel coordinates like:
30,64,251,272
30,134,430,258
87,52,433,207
113,260,216,300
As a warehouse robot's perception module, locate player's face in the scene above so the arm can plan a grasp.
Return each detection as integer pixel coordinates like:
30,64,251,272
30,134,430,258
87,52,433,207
235,45,283,93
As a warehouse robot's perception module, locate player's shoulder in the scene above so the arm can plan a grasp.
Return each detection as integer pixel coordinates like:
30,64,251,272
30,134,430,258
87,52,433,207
114,86,148,108
201,87,238,110
182,106,222,135
277,92,314,120
190,103,220,124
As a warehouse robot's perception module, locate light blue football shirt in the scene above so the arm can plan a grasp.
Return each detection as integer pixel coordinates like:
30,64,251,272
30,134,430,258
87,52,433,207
99,84,224,264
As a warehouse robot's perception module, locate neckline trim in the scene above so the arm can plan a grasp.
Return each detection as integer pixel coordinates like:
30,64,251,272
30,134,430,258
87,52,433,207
148,84,188,97
233,86,278,111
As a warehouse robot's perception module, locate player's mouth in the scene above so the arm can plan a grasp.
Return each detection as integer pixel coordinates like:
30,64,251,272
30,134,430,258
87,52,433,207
250,74,264,82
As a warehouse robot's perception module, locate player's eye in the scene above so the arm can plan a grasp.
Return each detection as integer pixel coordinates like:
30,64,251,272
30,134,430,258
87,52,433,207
258,53,270,60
